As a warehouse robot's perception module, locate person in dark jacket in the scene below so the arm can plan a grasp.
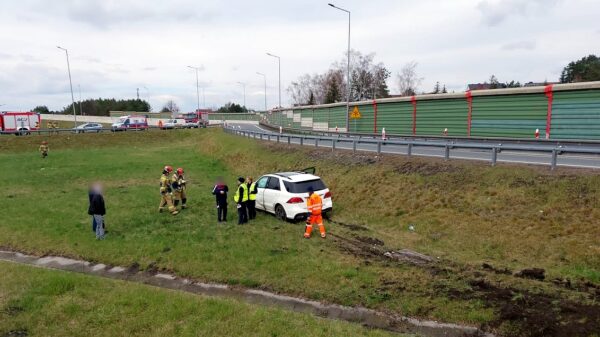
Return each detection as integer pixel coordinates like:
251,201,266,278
88,183,106,240
212,177,229,222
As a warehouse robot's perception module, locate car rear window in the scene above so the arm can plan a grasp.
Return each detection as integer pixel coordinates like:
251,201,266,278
283,179,326,193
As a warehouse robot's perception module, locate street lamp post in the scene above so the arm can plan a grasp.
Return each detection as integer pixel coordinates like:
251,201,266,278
328,3,351,131
78,84,83,116
266,53,281,109
256,72,267,112
237,82,247,109
187,66,202,112
57,46,77,127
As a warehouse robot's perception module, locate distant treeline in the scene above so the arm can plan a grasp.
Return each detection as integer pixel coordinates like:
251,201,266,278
33,98,150,116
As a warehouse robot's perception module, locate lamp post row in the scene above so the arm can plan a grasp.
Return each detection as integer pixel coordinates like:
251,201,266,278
56,3,350,118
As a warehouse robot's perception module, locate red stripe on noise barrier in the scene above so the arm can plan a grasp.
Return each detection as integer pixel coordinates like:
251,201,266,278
544,84,554,140
411,96,417,135
465,90,473,137
373,100,378,133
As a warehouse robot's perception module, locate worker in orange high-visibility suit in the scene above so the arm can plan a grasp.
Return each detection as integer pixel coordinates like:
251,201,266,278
304,186,326,239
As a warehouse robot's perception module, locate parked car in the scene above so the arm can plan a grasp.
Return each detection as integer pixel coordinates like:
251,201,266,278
162,119,186,130
73,123,103,133
111,115,148,131
254,170,332,221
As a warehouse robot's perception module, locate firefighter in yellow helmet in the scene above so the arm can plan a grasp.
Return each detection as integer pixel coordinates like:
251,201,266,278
39,141,49,158
172,167,188,209
159,166,179,215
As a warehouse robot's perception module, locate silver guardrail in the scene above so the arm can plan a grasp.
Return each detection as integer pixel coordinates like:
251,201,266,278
224,127,600,170
258,121,600,147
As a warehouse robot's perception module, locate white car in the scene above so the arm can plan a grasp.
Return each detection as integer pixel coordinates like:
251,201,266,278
254,171,333,221
162,118,186,129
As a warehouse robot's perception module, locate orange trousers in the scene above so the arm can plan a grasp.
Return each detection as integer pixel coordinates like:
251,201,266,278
304,214,326,238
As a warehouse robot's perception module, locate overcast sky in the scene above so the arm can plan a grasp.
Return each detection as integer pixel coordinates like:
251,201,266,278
0,0,598,112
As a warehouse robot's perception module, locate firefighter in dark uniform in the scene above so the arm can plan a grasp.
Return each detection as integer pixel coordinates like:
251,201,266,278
159,166,179,215
172,167,188,209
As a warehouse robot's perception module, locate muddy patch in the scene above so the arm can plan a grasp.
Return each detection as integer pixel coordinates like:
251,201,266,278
330,220,369,232
482,263,512,275
515,268,545,281
1,329,28,337
393,161,462,176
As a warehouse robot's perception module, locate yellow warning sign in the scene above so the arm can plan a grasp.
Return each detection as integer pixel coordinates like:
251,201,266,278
349,106,361,119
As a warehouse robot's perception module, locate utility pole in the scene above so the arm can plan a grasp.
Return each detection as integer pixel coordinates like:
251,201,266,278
328,3,351,131
57,46,77,127
136,88,140,100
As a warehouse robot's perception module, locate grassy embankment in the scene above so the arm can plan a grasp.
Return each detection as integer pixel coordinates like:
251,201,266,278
1,129,599,336
0,261,398,337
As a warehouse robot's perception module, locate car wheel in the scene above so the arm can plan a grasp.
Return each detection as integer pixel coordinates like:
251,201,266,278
275,204,287,221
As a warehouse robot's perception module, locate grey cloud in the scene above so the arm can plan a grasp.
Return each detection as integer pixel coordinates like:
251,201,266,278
24,0,214,29
477,0,560,26
501,40,536,51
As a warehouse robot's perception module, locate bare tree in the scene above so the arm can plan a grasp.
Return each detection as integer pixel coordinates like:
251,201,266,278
396,61,423,96
161,100,180,113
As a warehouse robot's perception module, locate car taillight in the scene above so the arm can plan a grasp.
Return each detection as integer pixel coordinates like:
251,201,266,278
287,197,304,204
324,191,332,199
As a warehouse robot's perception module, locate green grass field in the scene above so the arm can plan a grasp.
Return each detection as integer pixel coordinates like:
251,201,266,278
1,129,599,336
0,261,399,337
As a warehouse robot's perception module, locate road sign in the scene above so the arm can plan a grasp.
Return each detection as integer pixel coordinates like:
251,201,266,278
350,106,361,119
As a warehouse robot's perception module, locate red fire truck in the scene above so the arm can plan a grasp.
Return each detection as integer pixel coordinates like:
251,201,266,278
177,109,210,128
0,112,41,135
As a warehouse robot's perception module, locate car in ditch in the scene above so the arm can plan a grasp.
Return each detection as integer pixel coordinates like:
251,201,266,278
254,169,332,221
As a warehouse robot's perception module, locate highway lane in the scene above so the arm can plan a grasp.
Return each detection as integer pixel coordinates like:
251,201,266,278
226,123,600,169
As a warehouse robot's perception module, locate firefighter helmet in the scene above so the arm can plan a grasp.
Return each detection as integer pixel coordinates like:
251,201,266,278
176,168,184,175
164,165,173,173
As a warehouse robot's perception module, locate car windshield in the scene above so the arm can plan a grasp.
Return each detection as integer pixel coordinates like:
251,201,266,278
283,179,326,193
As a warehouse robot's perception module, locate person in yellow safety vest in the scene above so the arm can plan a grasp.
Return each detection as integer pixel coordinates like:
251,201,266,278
247,177,257,220
39,141,49,159
171,167,188,209
234,177,248,224
304,186,326,239
159,166,179,215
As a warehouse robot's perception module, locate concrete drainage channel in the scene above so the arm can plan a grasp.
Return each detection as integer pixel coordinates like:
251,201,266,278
0,250,494,337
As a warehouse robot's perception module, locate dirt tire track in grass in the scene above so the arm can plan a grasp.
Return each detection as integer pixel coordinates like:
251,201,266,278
329,227,600,337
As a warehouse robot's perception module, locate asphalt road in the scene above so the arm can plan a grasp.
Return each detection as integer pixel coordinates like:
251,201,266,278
227,123,600,170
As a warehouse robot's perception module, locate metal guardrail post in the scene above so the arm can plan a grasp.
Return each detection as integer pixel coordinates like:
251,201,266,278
276,135,280,143
551,149,558,170
300,137,304,146
315,138,319,147
353,139,357,153
377,141,382,154
332,138,336,151
491,147,498,166
287,136,291,145
407,143,412,156
444,145,450,160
